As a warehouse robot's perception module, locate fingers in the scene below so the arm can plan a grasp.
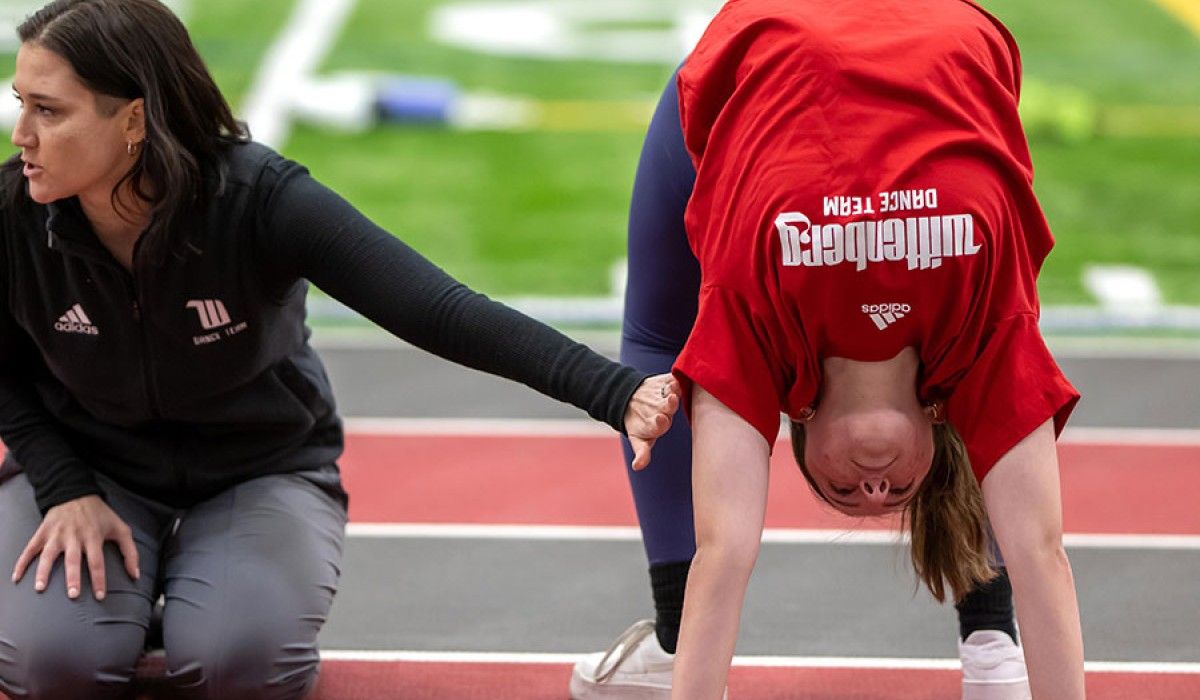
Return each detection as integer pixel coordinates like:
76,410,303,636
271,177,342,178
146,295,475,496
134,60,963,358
663,376,681,399
31,537,62,595
85,538,107,601
624,374,682,452
11,529,45,584
63,539,82,599
116,525,140,582
13,497,139,600
654,376,681,402
631,437,652,471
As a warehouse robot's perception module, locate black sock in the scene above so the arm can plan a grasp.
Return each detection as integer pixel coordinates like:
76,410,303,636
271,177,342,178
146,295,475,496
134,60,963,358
955,567,1017,644
649,560,690,654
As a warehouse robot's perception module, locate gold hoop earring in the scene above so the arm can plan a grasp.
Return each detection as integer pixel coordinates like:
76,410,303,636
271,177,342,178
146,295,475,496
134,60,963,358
796,405,817,423
924,401,946,425
126,141,136,156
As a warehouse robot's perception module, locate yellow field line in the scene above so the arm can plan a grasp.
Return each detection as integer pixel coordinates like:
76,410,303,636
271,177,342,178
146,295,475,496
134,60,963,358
1102,104,1200,137
1150,0,1200,38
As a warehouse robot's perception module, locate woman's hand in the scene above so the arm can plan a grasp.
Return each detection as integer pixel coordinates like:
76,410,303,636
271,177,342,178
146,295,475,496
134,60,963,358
624,373,681,470
10,494,139,601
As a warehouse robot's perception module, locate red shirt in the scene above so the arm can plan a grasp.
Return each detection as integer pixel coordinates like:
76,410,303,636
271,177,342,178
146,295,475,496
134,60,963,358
673,0,1079,480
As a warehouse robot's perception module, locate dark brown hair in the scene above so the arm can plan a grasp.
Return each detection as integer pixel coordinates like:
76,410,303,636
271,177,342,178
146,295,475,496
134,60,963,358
15,0,248,257
790,420,995,602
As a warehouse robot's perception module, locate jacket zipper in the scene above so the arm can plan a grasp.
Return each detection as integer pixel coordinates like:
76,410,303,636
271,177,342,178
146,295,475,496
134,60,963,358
128,295,159,419
126,243,161,420
126,239,186,493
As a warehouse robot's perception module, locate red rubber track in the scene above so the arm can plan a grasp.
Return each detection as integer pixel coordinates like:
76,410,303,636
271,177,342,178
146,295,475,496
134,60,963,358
304,661,1199,699
339,434,1200,534
4,431,1198,699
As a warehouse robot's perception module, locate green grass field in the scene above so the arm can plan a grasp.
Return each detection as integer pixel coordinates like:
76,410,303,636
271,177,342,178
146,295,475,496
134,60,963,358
302,0,1200,304
5,0,1199,305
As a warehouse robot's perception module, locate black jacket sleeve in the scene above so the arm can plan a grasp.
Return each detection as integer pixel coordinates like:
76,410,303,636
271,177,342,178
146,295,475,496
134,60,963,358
253,160,648,433
0,253,100,513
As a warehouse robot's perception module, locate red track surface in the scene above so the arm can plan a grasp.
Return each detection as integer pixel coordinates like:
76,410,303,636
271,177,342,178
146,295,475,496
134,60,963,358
3,430,1198,698
309,661,1200,699
5,433,1198,533
340,434,1200,534
6,663,1200,700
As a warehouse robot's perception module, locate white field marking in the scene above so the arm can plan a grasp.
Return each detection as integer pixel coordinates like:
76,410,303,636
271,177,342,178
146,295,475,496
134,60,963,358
1083,265,1163,311
343,417,612,437
429,1,719,65
344,417,1200,446
241,0,357,148
317,649,1200,674
344,523,1200,551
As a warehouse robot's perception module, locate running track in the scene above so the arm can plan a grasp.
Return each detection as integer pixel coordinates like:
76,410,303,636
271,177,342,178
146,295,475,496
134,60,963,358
3,424,1199,698
326,422,1200,698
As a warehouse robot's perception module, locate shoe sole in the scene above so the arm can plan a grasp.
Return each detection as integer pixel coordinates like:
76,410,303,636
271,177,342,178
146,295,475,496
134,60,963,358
569,675,671,700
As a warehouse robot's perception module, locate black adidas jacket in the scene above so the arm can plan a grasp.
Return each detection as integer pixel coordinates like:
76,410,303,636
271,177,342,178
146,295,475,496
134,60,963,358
0,142,646,513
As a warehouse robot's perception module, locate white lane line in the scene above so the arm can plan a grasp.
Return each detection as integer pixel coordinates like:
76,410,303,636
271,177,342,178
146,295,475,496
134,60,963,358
345,523,1200,550
1060,426,1200,445
318,649,1200,673
345,418,1200,446
241,0,357,147
344,417,612,437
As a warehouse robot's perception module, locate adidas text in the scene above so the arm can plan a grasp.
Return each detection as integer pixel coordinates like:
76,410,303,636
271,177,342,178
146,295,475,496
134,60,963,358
54,321,99,335
54,304,99,335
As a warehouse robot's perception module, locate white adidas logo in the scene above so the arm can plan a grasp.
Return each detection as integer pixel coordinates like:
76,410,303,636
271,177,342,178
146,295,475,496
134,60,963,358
862,302,910,331
54,303,100,335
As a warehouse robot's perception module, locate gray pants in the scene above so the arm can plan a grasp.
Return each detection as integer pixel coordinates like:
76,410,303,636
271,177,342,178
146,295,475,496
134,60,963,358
0,470,347,700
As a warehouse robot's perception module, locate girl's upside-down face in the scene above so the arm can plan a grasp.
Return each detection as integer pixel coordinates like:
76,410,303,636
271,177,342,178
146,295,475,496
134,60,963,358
796,398,936,517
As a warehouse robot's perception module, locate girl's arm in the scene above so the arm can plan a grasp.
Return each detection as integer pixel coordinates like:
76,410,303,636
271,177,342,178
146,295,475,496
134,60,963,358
981,419,1085,700
672,385,770,700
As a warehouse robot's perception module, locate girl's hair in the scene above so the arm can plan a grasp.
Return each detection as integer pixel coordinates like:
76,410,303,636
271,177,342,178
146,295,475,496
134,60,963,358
15,0,249,257
789,420,995,602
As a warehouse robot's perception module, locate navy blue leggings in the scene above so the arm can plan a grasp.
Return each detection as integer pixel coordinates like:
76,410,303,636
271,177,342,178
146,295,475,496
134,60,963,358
620,71,700,566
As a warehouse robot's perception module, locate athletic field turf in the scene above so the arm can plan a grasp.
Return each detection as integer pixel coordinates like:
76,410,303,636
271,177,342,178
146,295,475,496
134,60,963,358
1,0,1197,305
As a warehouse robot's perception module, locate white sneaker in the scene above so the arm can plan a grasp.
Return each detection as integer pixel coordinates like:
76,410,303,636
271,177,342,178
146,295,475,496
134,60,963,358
959,630,1032,700
569,619,728,699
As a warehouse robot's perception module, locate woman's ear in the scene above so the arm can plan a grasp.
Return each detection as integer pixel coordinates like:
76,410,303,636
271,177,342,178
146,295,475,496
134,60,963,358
123,97,146,144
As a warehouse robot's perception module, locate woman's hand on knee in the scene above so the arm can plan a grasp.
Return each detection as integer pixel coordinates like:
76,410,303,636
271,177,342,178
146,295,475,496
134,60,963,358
10,495,139,601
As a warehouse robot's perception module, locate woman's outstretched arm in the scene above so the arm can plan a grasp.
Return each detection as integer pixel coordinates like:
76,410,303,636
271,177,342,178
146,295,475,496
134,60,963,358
982,419,1085,700
672,385,770,700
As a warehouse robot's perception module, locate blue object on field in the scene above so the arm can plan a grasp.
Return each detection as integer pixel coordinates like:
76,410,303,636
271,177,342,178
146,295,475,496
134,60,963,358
375,77,460,124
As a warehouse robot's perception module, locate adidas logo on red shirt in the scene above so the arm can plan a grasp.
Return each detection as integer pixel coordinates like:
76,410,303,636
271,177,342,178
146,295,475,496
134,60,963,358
863,303,910,330
54,303,99,335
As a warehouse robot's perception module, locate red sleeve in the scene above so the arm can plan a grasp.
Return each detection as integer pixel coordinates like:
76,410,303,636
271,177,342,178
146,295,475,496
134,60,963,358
673,285,786,449
946,313,1079,481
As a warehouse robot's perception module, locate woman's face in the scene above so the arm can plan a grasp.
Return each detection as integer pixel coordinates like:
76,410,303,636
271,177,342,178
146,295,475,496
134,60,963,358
802,403,934,516
10,42,139,205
